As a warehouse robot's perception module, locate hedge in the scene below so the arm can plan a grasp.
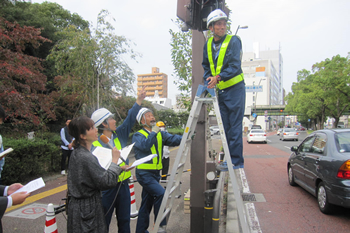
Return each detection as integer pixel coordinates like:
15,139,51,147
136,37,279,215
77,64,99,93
1,132,61,185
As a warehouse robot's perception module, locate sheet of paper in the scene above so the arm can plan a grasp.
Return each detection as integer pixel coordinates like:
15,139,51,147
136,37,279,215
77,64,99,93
93,143,135,169
0,148,13,159
126,154,157,171
11,177,45,195
92,147,112,169
119,143,134,165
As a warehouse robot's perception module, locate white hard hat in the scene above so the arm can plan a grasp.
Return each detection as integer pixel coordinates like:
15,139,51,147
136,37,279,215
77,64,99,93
136,108,152,125
207,9,227,29
91,108,114,127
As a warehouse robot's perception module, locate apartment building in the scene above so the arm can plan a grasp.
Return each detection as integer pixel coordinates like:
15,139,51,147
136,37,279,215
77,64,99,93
137,67,168,98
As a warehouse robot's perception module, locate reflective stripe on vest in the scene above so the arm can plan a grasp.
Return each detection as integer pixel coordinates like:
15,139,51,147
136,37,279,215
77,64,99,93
92,136,131,182
207,35,244,90
136,130,163,170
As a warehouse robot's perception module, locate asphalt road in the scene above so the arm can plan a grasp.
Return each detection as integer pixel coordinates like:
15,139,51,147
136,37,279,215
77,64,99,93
244,131,350,233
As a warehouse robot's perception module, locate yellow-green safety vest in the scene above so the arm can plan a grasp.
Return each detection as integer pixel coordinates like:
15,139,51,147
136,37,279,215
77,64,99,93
136,129,163,170
207,35,244,90
92,136,131,182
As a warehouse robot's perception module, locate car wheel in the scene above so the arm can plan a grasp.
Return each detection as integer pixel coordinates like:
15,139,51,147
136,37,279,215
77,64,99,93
317,182,334,214
296,139,298,141
288,166,297,186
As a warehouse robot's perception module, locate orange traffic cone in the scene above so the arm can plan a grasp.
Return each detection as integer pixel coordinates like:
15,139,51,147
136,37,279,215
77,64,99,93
129,175,138,220
44,203,58,233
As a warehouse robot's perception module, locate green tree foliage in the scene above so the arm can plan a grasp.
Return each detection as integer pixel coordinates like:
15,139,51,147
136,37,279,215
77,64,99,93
157,109,189,129
49,10,139,116
0,17,55,128
285,54,350,129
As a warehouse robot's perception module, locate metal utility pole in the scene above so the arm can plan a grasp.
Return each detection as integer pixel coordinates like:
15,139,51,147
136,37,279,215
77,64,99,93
190,30,206,233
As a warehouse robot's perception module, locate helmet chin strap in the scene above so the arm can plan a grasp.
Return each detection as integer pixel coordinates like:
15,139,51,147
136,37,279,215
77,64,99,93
213,33,224,39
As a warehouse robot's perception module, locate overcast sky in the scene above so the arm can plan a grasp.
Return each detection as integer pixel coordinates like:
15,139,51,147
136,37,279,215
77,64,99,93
32,0,350,102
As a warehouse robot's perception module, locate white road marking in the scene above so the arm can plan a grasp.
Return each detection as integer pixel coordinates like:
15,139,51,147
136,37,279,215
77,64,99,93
239,169,262,232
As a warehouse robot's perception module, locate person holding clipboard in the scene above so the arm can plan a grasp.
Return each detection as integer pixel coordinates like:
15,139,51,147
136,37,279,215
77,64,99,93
90,87,146,232
0,105,30,233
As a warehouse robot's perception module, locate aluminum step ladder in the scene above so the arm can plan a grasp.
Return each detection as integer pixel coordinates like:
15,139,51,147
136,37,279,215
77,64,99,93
152,84,249,233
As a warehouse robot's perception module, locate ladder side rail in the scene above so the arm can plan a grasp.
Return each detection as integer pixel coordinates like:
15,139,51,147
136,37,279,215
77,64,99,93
152,98,204,233
212,97,250,233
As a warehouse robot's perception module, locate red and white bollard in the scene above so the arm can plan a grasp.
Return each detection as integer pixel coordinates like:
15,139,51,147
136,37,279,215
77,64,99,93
44,203,58,233
129,175,138,220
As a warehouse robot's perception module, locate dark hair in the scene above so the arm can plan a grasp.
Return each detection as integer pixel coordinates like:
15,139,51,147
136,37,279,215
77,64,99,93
0,105,5,121
68,116,94,147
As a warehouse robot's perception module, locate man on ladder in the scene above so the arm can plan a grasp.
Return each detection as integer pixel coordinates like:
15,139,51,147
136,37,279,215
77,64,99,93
202,9,246,170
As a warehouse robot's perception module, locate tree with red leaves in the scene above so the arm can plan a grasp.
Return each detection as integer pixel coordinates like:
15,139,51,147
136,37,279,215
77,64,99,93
0,17,55,128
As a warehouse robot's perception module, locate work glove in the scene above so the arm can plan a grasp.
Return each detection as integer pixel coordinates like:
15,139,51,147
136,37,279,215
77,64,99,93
152,125,160,134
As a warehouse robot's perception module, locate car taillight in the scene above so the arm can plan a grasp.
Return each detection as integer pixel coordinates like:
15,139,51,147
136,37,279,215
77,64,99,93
249,134,253,136
264,134,266,136
296,132,299,135
283,133,287,135
337,160,350,179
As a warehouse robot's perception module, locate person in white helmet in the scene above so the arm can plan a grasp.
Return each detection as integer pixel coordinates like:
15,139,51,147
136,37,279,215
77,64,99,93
90,87,146,232
132,108,182,233
202,9,246,170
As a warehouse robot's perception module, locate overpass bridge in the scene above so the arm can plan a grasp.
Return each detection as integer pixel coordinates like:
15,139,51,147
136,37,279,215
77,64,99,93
244,105,288,117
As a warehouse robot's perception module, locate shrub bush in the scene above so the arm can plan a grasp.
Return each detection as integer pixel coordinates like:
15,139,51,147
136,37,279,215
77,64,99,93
1,135,61,185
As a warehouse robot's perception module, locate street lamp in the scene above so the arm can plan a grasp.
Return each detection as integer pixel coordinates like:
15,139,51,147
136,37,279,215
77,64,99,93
235,25,248,35
254,78,266,123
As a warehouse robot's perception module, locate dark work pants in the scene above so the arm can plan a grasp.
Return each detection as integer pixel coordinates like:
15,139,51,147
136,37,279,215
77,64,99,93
61,149,72,171
102,180,131,233
161,157,169,180
218,81,246,168
136,169,166,233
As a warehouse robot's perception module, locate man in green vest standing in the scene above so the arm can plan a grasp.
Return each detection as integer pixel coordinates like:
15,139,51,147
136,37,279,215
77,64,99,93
133,108,182,233
202,9,246,170
91,87,146,232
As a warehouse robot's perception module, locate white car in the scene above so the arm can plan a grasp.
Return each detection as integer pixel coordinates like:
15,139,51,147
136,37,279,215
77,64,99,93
210,126,220,135
247,129,267,143
277,128,283,136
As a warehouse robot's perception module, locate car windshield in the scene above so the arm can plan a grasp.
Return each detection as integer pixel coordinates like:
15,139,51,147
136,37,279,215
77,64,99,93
284,128,294,132
335,132,350,152
250,130,265,134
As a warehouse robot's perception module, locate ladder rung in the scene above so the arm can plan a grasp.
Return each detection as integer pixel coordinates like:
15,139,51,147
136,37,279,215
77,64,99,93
197,97,214,103
177,163,185,170
161,207,171,221
169,183,179,195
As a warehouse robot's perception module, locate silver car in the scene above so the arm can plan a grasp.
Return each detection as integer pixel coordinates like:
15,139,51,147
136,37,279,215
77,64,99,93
288,129,350,214
280,128,299,141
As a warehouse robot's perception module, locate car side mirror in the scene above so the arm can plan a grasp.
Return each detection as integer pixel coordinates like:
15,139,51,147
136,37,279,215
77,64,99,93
291,146,298,152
